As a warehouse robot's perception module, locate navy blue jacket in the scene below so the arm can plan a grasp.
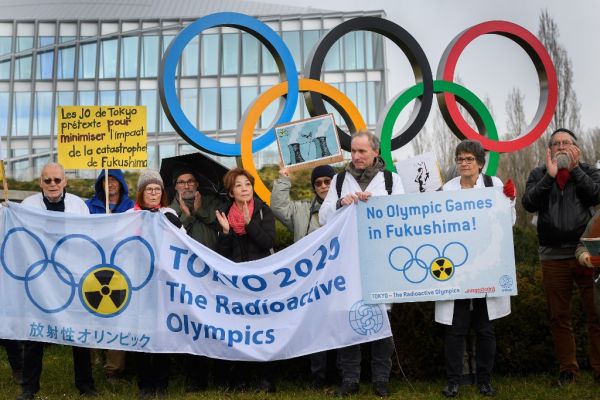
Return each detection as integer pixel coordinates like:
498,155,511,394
86,169,134,214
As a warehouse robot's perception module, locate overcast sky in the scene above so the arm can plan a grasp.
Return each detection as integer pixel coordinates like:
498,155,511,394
257,0,600,138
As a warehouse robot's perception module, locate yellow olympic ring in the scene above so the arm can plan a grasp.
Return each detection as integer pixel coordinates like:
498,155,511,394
238,78,366,204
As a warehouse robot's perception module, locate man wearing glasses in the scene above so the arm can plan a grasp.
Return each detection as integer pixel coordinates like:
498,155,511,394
522,128,600,386
168,168,224,392
18,162,96,399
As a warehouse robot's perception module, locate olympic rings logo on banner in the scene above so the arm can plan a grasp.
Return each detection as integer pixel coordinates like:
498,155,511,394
0,228,155,318
159,13,557,203
388,242,468,284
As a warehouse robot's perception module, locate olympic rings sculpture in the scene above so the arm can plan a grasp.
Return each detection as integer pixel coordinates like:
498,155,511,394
159,13,557,203
0,228,155,317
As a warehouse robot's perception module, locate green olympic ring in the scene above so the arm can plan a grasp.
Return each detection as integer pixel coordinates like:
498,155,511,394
379,80,499,176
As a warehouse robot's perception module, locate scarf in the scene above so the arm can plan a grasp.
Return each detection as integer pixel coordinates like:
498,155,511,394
346,156,386,191
228,199,255,235
556,168,570,190
43,190,66,212
134,202,160,212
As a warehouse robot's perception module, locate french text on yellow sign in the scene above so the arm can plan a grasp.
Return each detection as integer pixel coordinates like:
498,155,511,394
57,106,147,170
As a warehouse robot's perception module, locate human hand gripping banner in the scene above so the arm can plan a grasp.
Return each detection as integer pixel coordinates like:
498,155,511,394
357,188,517,303
0,204,390,360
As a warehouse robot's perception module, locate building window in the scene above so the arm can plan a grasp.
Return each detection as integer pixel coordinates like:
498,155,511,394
180,36,199,77
12,92,30,136
100,39,117,78
241,33,258,74
220,87,238,130
15,56,32,80
324,38,342,71
259,85,278,129
140,89,157,133
119,90,136,106
0,36,12,55
99,90,116,106
36,50,54,80
282,31,301,70
199,87,217,131
221,33,239,75
33,92,53,136
141,36,159,78
78,43,97,79
0,92,8,136
302,30,321,65
180,88,198,128
120,36,139,78
57,46,75,79
0,60,10,80
78,90,95,105
261,45,277,74
201,34,218,76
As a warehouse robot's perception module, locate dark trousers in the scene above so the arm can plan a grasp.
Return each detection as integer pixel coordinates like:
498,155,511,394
136,353,170,391
445,298,495,385
337,336,394,383
0,339,23,372
310,351,328,380
183,354,208,389
21,341,94,394
542,258,600,376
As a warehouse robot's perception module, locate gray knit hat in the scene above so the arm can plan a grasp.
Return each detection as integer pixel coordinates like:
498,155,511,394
137,169,164,191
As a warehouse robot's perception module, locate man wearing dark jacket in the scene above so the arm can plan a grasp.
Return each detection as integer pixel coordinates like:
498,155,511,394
85,169,134,214
85,169,133,381
522,128,600,385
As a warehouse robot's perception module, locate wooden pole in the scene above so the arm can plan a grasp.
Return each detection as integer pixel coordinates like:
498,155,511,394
0,160,9,204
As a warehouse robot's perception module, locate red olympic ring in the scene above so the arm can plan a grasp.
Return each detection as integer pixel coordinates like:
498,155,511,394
438,21,557,153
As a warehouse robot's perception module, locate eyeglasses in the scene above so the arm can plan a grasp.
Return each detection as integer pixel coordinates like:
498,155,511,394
314,178,332,187
175,179,196,186
455,156,476,164
144,187,162,194
551,140,573,147
42,177,62,185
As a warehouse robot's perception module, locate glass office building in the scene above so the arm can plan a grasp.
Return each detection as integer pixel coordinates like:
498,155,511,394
0,0,387,179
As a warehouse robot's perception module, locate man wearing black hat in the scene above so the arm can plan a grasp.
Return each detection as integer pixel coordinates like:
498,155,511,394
271,164,335,389
169,168,225,392
522,128,600,385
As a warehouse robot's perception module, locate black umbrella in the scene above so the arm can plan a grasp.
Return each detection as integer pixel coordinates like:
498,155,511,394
159,152,230,202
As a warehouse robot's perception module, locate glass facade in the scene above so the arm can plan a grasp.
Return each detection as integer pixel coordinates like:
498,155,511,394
0,12,387,179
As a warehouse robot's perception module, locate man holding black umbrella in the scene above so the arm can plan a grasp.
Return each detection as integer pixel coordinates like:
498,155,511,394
169,167,225,392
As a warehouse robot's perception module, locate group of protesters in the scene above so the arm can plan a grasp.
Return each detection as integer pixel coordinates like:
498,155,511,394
3,127,600,399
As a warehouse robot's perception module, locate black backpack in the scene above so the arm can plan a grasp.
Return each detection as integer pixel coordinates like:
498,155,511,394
335,170,393,199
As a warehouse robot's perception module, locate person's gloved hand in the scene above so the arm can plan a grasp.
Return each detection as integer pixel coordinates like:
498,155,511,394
503,179,516,200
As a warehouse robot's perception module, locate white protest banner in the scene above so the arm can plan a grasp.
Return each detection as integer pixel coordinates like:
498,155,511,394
356,188,517,303
0,203,390,360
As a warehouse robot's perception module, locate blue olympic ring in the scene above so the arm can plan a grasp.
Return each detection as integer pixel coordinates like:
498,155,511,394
388,246,414,272
442,241,468,268
159,12,299,156
1,227,48,281
78,264,133,318
24,259,76,313
50,234,107,286
110,236,155,291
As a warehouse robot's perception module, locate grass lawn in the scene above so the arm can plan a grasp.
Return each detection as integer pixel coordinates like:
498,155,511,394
1,345,598,399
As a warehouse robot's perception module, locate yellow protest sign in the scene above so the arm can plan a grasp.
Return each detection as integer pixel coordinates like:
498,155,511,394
57,106,147,169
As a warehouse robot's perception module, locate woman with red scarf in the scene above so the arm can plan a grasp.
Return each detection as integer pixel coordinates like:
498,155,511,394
132,169,184,398
215,167,277,392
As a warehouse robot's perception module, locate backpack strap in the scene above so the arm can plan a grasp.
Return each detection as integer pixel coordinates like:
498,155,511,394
482,174,494,188
336,170,346,200
384,170,393,195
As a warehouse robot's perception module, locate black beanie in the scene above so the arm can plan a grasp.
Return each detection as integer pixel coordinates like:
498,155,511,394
311,165,335,188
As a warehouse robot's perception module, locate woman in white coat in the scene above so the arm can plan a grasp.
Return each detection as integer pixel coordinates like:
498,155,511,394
437,140,516,398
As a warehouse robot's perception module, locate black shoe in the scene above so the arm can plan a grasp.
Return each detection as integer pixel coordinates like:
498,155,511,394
335,381,359,396
372,381,390,397
257,379,276,393
309,376,326,390
15,392,34,400
557,370,575,386
442,383,459,397
478,382,496,397
79,385,98,397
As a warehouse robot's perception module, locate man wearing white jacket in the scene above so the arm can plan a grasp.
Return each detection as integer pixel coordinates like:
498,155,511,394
18,162,96,400
319,130,404,397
